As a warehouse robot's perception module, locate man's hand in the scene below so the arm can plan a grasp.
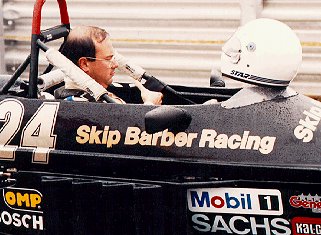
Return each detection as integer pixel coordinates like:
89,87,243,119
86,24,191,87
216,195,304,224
141,89,163,105
134,80,163,105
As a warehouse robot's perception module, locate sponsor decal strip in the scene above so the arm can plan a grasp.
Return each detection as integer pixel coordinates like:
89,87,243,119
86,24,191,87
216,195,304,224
1,187,44,231
187,187,283,215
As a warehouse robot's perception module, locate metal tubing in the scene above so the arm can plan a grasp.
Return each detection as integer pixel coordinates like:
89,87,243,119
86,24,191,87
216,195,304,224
29,34,40,98
0,0,5,73
0,55,30,94
29,0,70,98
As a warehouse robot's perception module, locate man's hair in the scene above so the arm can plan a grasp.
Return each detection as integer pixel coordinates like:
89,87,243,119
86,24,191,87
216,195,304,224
61,26,109,65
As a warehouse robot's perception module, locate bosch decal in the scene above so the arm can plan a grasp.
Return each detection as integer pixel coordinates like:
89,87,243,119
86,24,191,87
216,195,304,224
290,193,321,212
0,187,44,231
76,126,276,154
294,105,321,143
187,188,283,215
191,214,291,234
292,217,321,235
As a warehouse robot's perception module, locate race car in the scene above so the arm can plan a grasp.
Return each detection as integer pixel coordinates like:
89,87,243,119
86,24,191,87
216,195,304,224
0,0,320,234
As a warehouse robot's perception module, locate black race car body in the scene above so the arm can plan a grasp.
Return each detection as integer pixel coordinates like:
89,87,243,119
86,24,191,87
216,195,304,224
0,0,320,234
0,85,320,175
0,83,320,235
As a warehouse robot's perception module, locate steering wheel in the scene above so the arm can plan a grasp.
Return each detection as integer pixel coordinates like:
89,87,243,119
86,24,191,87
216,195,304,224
142,74,196,105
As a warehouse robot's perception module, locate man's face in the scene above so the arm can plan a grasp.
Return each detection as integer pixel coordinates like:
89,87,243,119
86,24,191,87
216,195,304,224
86,39,118,88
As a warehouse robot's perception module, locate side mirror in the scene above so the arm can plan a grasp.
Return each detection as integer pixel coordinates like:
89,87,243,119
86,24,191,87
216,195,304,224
145,106,192,134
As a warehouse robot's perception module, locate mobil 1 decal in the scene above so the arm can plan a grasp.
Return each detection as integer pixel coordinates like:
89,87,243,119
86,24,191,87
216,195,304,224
0,187,44,233
186,187,291,234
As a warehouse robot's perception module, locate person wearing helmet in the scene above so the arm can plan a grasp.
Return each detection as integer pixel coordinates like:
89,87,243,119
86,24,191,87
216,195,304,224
221,18,302,88
204,18,302,105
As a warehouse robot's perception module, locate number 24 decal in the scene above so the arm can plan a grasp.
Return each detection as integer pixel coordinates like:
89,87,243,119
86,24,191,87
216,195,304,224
0,99,59,164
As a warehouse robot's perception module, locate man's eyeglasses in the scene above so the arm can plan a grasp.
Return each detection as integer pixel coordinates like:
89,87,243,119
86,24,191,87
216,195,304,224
85,56,116,68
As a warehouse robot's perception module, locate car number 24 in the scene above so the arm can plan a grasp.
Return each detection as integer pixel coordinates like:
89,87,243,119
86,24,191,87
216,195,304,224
0,99,59,164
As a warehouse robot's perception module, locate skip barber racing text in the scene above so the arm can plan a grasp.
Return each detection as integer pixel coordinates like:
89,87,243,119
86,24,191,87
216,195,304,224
76,126,276,154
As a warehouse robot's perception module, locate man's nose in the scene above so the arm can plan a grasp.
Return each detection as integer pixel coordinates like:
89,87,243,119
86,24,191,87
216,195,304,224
112,59,118,68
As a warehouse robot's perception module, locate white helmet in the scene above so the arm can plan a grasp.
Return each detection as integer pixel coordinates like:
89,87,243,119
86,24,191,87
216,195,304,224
221,18,302,87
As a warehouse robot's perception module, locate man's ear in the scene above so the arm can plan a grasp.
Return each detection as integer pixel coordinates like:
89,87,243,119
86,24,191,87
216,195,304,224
78,57,90,73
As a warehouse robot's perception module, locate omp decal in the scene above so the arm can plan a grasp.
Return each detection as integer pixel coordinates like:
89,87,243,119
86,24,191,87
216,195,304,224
191,214,290,234
0,187,43,231
0,99,59,164
292,217,321,235
187,188,283,215
290,193,321,212
77,126,276,154
3,187,42,213
294,105,321,143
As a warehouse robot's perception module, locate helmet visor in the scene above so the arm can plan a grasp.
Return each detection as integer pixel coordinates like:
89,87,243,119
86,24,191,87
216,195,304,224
222,29,241,64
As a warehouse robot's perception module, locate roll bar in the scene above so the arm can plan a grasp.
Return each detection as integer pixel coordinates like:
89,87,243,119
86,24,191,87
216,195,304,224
32,0,70,35
29,0,70,98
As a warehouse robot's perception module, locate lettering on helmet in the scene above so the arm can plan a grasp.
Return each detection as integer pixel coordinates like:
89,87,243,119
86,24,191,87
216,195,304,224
231,70,251,78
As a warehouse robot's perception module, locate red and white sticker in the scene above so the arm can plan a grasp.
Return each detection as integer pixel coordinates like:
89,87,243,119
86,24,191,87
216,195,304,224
292,217,321,235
